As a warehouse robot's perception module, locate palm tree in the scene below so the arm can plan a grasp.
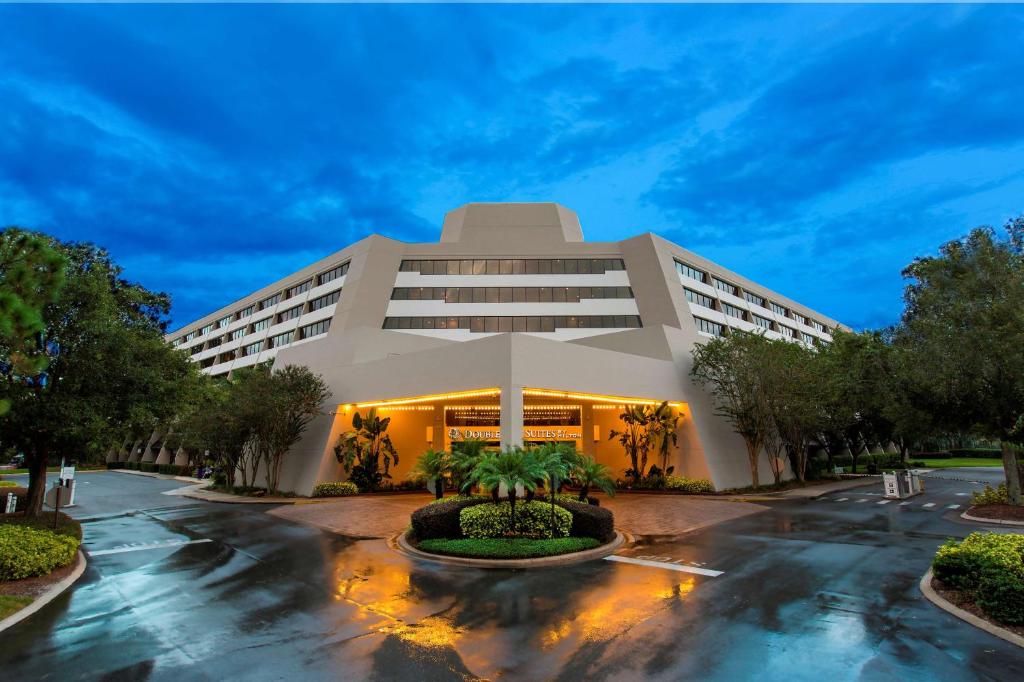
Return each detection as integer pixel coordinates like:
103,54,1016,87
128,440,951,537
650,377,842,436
334,408,398,491
573,456,616,502
609,404,655,484
471,446,546,533
411,448,450,500
531,442,574,536
450,438,487,494
649,401,680,473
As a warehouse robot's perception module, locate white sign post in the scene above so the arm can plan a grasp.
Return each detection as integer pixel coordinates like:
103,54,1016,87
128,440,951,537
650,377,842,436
4,493,15,514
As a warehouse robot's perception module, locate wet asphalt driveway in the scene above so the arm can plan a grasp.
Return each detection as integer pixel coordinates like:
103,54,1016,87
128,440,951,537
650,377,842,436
1,469,1022,681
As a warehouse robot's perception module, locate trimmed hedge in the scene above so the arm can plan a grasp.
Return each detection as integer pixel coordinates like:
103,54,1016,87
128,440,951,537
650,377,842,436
0,525,80,581
410,496,488,540
933,532,1024,625
664,476,715,494
417,536,599,559
972,484,1008,506
555,498,615,543
460,501,572,539
106,462,126,469
0,481,18,488
312,481,360,497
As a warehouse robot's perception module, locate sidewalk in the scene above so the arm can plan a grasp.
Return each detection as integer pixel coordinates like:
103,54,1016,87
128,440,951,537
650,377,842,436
722,476,880,501
111,469,309,504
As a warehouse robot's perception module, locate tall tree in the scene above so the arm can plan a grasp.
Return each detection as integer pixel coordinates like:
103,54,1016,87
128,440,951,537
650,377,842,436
691,331,774,489
897,220,1024,504
0,232,198,515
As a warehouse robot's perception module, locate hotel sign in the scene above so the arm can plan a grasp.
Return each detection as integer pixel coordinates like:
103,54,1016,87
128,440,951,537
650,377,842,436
447,427,582,441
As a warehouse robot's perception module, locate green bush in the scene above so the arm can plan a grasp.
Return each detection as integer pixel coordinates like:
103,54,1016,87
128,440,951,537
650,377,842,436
157,464,188,476
410,496,488,540
664,476,715,493
106,462,126,470
932,532,1024,625
312,481,360,497
949,448,1003,459
0,525,80,581
139,462,157,473
555,497,616,542
971,484,1008,506
417,536,599,559
0,481,18,488
460,501,572,539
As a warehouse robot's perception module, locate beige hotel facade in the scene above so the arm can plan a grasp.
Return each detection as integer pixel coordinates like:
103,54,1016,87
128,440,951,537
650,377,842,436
114,203,843,494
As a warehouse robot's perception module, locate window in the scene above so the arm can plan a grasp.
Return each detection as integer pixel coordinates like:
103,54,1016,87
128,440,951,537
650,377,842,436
770,302,788,317
200,324,214,336
744,292,765,308
694,317,724,337
269,331,293,348
252,317,272,332
299,318,331,339
207,335,223,348
285,280,312,299
317,262,349,286
811,321,826,333
793,313,807,326
752,314,772,330
684,288,714,309
722,302,745,319
396,258,625,275
712,278,737,296
236,305,254,320
217,315,232,328
230,328,246,341
217,351,236,363
389,287,634,302
242,341,262,357
802,332,815,345
259,293,280,310
779,325,795,338
277,305,303,323
380,316,642,332
674,261,705,283
309,290,341,311
185,330,197,342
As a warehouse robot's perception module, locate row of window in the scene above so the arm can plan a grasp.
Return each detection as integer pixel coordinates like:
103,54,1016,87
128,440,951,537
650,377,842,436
175,262,349,345
184,290,340,352
383,315,643,333
200,319,332,366
694,316,819,345
390,286,635,303
675,260,831,334
399,258,626,276
688,287,809,336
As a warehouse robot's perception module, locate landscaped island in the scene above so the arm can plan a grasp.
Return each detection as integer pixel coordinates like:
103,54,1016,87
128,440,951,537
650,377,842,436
404,442,617,561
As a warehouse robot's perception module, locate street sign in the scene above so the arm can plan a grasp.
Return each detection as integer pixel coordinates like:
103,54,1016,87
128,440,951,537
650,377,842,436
60,465,75,481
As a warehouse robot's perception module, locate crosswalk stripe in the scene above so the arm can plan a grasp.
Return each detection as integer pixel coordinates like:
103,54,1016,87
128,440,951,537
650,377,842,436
855,499,868,504
948,504,961,509
877,500,891,505
923,503,936,508
899,501,912,506
836,498,848,502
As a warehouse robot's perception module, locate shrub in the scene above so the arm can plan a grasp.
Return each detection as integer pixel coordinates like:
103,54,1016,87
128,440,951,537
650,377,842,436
555,498,615,542
417,536,600,559
139,462,157,473
312,481,360,497
461,501,572,539
0,525,80,581
664,476,715,494
971,484,1008,506
410,496,488,540
106,462,126,470
932,532,1024,624
0,481,17,488
949,448,1002,459
157,464,189,476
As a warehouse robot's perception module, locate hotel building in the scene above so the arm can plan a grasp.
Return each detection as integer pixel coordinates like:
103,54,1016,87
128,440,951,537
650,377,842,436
120,203,843,493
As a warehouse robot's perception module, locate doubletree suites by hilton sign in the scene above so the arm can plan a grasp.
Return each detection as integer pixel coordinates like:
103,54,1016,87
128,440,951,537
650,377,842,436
447,427,582,441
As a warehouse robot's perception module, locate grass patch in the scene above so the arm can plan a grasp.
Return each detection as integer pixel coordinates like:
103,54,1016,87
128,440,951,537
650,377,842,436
417,536,600,559
917,458,1003,469
0,466,102,476
0,594,33,619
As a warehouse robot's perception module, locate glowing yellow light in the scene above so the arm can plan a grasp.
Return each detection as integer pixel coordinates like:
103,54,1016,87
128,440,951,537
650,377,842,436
524,388,682,408
353,387,500,408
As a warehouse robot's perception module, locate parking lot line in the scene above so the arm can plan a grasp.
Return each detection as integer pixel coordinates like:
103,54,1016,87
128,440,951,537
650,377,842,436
876,500,892,505
88,538,212,556
899,501,912,506
855,499,868,504
605,555,724,577
923,503,936,508
835,498,849,502
947,504,961,509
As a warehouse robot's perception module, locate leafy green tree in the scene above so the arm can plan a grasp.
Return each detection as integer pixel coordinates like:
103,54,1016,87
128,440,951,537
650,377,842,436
248,365,329,494
411,448,451,500
334,408,399,492
0,233,198,515
531,442,574,535
0,228,66,415
179,375,249,490
608,404,655,484
766,339,822,482
897,220,1024,504
649,401,680,474
572,455,616,502
450,438,487,493
691,331,774,488
471,446,546,533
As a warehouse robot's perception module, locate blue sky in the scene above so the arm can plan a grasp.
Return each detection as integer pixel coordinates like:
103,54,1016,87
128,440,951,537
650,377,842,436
1,4,1022,330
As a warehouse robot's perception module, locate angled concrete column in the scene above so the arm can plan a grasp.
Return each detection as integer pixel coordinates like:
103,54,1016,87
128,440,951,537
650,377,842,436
500,384,523,450
128,439,143,463
173,447,190,467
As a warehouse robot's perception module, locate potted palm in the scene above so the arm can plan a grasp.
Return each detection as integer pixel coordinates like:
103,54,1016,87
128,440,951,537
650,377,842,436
572,455,616,502
411,449,451,500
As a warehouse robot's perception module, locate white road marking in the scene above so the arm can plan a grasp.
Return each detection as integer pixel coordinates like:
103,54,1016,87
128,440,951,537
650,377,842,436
877,500,892,505
855,499,868,504
88,538,212,556
923,503,936,508
948,504,961,509
899,501,912,506
605,555,724,577
836,498,849,502
956,493,969,497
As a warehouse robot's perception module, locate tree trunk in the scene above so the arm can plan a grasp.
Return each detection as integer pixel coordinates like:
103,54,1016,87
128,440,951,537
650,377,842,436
745,438,760,489
1002,441,1022,506
490,487,499,503
578,484,590,502
434,477,444,500
25,447,48,517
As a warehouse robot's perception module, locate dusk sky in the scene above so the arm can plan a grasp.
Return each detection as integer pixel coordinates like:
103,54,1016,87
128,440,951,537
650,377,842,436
1,4,1022,330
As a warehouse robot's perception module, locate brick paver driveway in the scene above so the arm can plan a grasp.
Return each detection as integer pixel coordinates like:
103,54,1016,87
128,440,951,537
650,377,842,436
269,492,766,538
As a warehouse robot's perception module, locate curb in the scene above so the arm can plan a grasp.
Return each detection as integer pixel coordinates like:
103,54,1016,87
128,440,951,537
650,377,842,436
392,530,628,569
919,568,1024,649
960,510,1024,527
0,549,87,635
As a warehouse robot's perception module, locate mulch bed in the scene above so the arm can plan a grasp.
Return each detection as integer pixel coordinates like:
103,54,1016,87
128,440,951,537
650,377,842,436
0,554,81,600
966,504,1024,523
931,576,1024,639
